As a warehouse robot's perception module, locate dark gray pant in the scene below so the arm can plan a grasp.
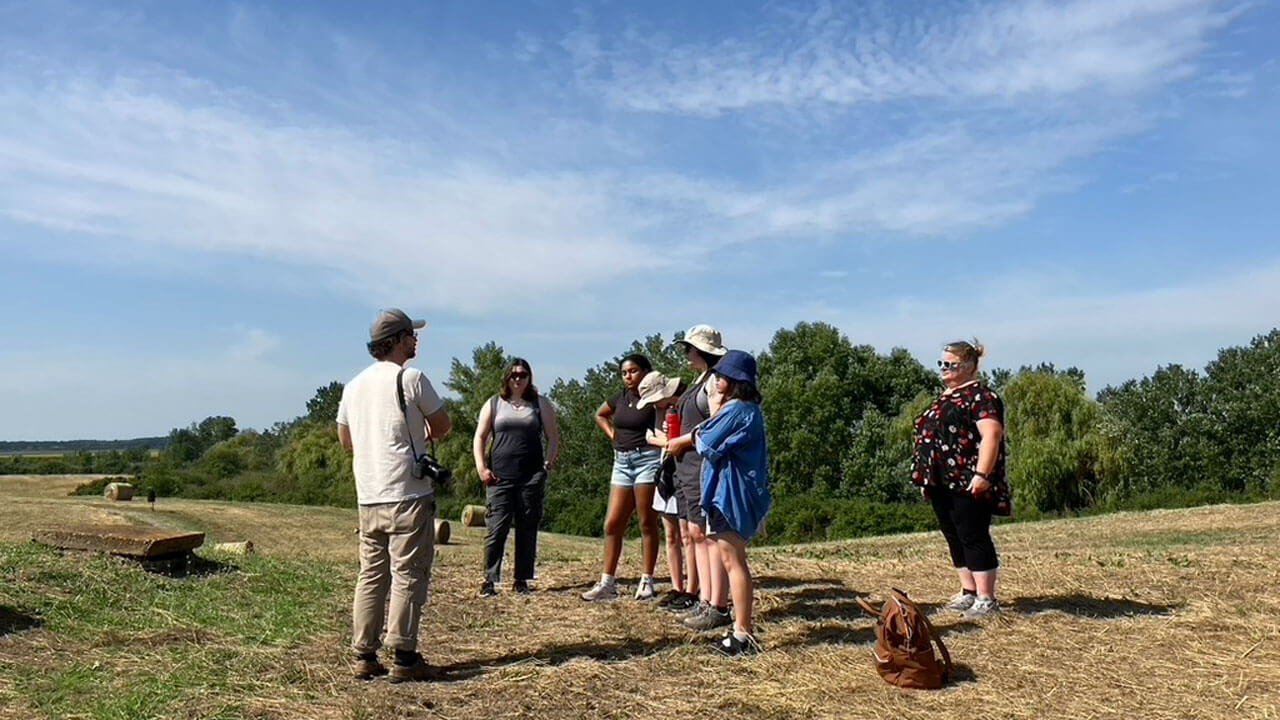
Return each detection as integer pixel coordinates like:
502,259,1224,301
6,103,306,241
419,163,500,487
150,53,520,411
484,471,546,584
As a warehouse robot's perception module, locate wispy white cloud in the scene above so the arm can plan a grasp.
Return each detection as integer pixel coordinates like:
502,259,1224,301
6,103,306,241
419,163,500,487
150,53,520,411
569,0,1243,116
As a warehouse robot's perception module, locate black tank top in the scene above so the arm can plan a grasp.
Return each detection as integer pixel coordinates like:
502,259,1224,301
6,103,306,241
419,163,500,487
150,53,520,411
674,374,711,483
489,396,544,479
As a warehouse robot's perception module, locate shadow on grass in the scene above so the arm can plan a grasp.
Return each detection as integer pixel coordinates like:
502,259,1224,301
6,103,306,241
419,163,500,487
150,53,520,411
433,636,683,681
1005,594,1179,619
136,552,240,579
758,590,868,622
0,606,42,635
754,575,846,591
780,618,979,649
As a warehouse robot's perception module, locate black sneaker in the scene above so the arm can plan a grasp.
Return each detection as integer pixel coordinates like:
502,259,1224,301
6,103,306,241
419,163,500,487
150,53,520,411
713,632,760,657
655,589,683,607
662,592,698,613
513,580,531,594
479,581,497,597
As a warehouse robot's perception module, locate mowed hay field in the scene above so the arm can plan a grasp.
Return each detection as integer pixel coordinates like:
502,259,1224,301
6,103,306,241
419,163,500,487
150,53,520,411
1,476,1278,720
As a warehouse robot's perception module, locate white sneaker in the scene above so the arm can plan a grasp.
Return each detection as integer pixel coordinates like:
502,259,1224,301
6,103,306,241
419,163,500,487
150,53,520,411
581,579,617,602
634,576,657,601
942,592,976,613
962,596,999,619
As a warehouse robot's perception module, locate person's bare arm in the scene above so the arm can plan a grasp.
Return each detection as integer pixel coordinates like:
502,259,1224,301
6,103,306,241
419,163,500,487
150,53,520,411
541,397,561,469
970,418,1004,496
595,401,615,443
474,401,496,485
424,408,452,441
337,423,353,452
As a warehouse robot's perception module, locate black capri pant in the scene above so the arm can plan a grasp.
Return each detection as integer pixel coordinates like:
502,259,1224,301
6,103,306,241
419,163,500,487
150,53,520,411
929,488,999,572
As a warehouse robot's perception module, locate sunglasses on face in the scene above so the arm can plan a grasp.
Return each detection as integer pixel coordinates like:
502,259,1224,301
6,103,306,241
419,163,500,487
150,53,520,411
509,372,530,381
937,360,964,371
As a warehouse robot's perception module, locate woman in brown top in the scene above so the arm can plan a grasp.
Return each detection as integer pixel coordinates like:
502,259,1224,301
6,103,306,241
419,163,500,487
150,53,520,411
911,339,1010,619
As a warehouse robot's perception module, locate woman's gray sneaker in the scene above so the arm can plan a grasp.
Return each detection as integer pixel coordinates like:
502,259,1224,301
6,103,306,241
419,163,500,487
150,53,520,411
962,596,999,619
683,605,732,632
580,579,618,602
942,592,976,612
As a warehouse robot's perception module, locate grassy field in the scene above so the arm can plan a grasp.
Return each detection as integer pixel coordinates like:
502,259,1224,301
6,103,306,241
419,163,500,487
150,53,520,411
1,475,1277,720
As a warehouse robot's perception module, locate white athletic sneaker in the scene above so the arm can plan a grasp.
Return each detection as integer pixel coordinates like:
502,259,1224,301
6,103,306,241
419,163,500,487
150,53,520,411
581,579,618,602
634,576,657,601
942,592,976,613
962,596,999,619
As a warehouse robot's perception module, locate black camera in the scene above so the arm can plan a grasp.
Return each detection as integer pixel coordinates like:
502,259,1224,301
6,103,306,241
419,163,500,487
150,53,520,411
412,453,453,494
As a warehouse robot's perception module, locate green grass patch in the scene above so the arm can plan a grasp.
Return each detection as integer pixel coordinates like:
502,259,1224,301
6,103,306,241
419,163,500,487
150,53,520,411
0,543,347,719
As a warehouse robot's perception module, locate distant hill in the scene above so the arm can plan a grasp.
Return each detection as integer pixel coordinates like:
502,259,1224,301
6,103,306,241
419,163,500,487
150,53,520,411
0,437,169,455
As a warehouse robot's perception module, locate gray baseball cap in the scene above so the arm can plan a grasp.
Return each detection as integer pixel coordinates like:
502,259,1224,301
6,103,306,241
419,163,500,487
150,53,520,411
369,308,426,342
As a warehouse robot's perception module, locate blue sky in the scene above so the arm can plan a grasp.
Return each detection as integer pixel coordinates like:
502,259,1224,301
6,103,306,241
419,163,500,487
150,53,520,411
2,0,1277,440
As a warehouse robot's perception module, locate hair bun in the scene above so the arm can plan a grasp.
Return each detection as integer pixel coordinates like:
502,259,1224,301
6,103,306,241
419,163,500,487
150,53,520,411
973,340,986,358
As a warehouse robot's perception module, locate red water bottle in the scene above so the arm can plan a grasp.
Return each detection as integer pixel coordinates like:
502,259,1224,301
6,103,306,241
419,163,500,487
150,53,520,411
666,407,682,438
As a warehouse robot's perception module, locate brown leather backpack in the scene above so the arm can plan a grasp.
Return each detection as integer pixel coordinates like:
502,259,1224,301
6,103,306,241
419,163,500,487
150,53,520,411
857,588,952,690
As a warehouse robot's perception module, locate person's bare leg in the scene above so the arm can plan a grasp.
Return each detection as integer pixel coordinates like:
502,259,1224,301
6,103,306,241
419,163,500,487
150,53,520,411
689,524,712,602
662,516,684,591
716,533,753,634
706,536,730,607
601,486,636,576
973,569,997,598
680,519,699,596
956,567,976,593
633,485,661,576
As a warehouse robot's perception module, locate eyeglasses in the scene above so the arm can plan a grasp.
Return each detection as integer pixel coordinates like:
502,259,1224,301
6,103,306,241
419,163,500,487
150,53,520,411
937,360,964,371
509,372,530,381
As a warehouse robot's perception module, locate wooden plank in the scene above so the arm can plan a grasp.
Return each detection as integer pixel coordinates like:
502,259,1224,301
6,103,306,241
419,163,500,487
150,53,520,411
33,525,204,558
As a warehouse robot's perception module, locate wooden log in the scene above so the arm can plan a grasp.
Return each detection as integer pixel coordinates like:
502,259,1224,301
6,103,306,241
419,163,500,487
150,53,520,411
461,504,487,527
211,541,254,555
104,482,135,501
434,519,450,545
33,525,204,558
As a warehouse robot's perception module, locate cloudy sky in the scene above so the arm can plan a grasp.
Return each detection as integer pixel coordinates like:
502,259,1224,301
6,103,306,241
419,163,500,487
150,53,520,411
2,0,1277,440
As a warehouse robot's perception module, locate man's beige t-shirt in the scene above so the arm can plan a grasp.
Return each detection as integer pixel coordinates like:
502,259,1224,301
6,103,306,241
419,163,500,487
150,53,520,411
337,361,444,505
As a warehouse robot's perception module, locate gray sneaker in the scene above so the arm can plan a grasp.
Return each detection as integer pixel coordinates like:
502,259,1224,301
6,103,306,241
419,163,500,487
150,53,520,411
962,596,999,620
634,576,657,601
683,605,732,633
942,592,976,613
676,599,708,620
581,579,618,602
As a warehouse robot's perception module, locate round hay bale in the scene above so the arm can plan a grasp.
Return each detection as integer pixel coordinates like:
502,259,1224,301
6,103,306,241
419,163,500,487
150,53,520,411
434,519,451,545
104,482,135,501
212,541,254,555
461,504,487,527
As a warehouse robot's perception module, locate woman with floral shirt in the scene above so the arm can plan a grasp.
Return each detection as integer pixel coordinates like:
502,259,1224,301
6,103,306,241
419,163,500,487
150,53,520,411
911,339,1010,619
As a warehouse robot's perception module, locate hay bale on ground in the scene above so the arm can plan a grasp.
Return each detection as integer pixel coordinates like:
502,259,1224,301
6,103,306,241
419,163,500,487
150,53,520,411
104,482,134,501
212,541,254,554
434,519,450,545
461,504,486,527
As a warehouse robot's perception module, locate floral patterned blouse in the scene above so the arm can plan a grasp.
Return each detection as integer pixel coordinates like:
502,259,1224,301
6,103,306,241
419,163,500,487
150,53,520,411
911,382,1012,516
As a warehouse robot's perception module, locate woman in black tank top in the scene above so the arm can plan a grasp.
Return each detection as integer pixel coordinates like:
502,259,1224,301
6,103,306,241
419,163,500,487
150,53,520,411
580,353,665,602
473,358,560,597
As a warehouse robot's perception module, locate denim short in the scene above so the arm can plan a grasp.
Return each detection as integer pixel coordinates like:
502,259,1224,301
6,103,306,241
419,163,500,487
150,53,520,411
610,448,661,487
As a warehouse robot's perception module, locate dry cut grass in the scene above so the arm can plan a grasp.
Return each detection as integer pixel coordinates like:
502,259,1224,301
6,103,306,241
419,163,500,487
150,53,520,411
1,475,1278,719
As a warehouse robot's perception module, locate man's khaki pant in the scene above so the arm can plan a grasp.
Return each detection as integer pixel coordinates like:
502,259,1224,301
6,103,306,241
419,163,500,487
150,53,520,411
352,495,434,654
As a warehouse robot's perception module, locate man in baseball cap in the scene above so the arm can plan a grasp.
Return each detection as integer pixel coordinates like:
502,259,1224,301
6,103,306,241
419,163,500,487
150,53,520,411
338,308,450,682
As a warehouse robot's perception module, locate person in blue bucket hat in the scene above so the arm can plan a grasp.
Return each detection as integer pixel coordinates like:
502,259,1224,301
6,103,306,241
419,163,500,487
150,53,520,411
667,349,771,655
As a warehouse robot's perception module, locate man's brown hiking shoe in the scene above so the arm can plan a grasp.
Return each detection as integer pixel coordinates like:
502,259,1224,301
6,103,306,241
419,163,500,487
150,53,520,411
352,654,388,680
389,654,435,683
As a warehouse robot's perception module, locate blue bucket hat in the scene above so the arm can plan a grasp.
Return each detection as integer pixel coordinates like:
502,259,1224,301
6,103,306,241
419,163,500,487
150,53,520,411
713,350,758,387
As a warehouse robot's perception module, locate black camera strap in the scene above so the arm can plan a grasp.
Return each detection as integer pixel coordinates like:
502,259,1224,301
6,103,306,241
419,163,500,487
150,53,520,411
396,367,428,461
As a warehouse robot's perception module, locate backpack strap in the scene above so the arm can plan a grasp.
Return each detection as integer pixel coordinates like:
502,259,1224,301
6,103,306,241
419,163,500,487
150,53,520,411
891,588,952,681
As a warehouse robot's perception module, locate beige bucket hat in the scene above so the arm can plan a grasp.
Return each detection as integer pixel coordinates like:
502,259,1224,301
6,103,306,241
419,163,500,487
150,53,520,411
674,324,727,356
636,371,682,409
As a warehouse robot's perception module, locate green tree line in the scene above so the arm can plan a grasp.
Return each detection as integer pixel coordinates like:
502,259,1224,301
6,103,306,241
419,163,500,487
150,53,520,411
29,323,1280,544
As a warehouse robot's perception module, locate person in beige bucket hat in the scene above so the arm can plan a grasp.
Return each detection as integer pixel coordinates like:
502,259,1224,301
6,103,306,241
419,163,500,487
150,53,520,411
657,324,733,628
